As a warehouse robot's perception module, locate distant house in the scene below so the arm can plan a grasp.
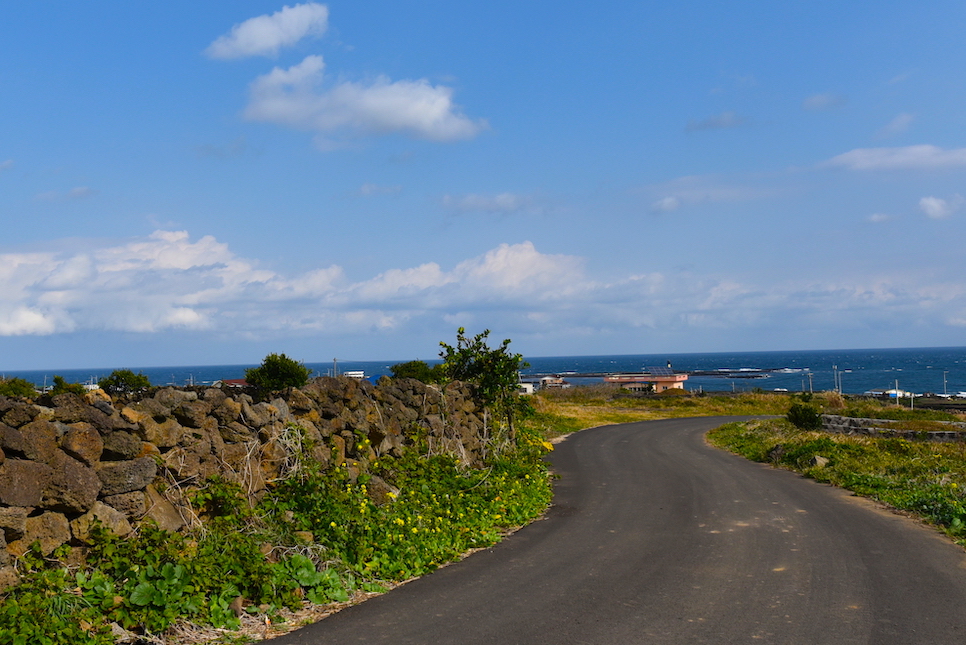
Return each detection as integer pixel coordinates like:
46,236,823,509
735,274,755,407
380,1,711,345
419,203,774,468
516,382,536,395
342,370,366,379
217,378,249,388
604,366,688,393
539,376,571,389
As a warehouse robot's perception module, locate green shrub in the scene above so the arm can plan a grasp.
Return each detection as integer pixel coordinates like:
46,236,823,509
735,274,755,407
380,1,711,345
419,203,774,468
787,402,823,430
98,370,151,396
245,353,311,391
0,377,37,398
50,375,87,396
390,360,444,383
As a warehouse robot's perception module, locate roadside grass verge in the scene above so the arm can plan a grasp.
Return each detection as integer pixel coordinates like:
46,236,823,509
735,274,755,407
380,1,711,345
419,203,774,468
525,387,792,439
707,418,966,545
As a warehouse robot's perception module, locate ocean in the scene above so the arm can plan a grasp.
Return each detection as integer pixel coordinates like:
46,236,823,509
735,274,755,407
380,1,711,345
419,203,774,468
4,346,966,396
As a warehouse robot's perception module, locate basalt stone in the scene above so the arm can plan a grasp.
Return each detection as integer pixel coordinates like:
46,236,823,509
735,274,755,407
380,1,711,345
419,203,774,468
7,511,71,557
61,423,104,466
285,387,315,413
162,446,203,480
173,400,212,428
129,398,170,422
0,459,54,507
259,439,288,481
241,401,275,428
101,430,143,460
49,393,89,422
42,450,102,514
143,484,185,532
269,398,293,423
0,566,18,593
154,387,197,409
0,423,27,456
220,421,255,443
101,491,146,521
18,419,59,463
0,507,30,541
202,387,227,406
330,434,346,466
96,457,157,496
213,398,243,425
367,475,400,506
2,404,37,428
139,417,184,448
71,501,133,543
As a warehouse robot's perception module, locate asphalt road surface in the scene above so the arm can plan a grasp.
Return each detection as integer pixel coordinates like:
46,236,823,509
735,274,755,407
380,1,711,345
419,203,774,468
273,417,966,644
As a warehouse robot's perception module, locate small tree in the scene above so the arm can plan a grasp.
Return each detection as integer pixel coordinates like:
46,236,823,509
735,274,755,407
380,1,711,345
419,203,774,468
50,375,87,396
99,369,151,396
245,353,311,391
390,360,444,383
0,377,37,398
787,402,823,430
439,328,529,438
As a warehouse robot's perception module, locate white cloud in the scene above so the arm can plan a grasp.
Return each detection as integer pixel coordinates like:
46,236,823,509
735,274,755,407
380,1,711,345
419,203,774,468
36,187,97,202
686,111,745,132
205,3,329,59
867,213,893,223
650,196,680,213
642,174,780,212
358,183,402,196
441,192,538,215
803,93,846,111
7,231,966,351
825,145,966,170
244,55,485,143
919,195,963,219
876,113,914,139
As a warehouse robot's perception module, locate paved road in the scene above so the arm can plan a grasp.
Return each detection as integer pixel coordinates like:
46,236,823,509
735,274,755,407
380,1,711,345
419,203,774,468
274,417,966,644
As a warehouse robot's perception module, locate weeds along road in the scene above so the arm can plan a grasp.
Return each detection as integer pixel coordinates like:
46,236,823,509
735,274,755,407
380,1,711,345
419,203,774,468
274,417,966,644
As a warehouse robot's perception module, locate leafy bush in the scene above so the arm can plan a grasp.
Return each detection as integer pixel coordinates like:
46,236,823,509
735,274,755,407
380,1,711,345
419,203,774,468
390,360,444,383
98,370,151,396
786,402,823,430
245,353,311,391
0,377,37,398
439,328,529,434
50,375,87,396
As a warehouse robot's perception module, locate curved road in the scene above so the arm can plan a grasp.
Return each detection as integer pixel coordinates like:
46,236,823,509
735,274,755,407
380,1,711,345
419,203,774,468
275,417,966,644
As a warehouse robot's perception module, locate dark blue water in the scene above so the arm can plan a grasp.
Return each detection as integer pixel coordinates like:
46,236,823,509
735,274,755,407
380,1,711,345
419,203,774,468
4,347,966,396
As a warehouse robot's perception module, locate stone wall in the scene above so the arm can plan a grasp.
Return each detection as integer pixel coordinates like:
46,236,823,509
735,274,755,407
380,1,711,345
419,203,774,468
0,377,488,588
821,414,966,442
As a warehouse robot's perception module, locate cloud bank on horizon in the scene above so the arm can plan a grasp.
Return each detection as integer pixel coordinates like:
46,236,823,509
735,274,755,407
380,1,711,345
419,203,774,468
2,1,966,369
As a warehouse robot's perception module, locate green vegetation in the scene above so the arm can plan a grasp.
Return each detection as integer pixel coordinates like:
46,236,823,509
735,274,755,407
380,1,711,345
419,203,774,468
0,424,552,644
439,328,529,434
708,418,966,545
0,377,37,398
50,375,87,397
245,353,311,392
527,386,792,439
98,370,151,396
389,360,444,383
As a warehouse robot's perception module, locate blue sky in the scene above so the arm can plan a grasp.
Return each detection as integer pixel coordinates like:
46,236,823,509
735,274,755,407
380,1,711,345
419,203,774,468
2,1,966,370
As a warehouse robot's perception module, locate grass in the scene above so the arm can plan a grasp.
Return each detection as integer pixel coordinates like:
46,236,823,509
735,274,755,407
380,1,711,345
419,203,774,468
522,386,792,439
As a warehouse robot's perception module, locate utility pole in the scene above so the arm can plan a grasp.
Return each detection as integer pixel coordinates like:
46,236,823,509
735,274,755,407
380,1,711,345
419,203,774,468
808,372,813,393
944,370,949,396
